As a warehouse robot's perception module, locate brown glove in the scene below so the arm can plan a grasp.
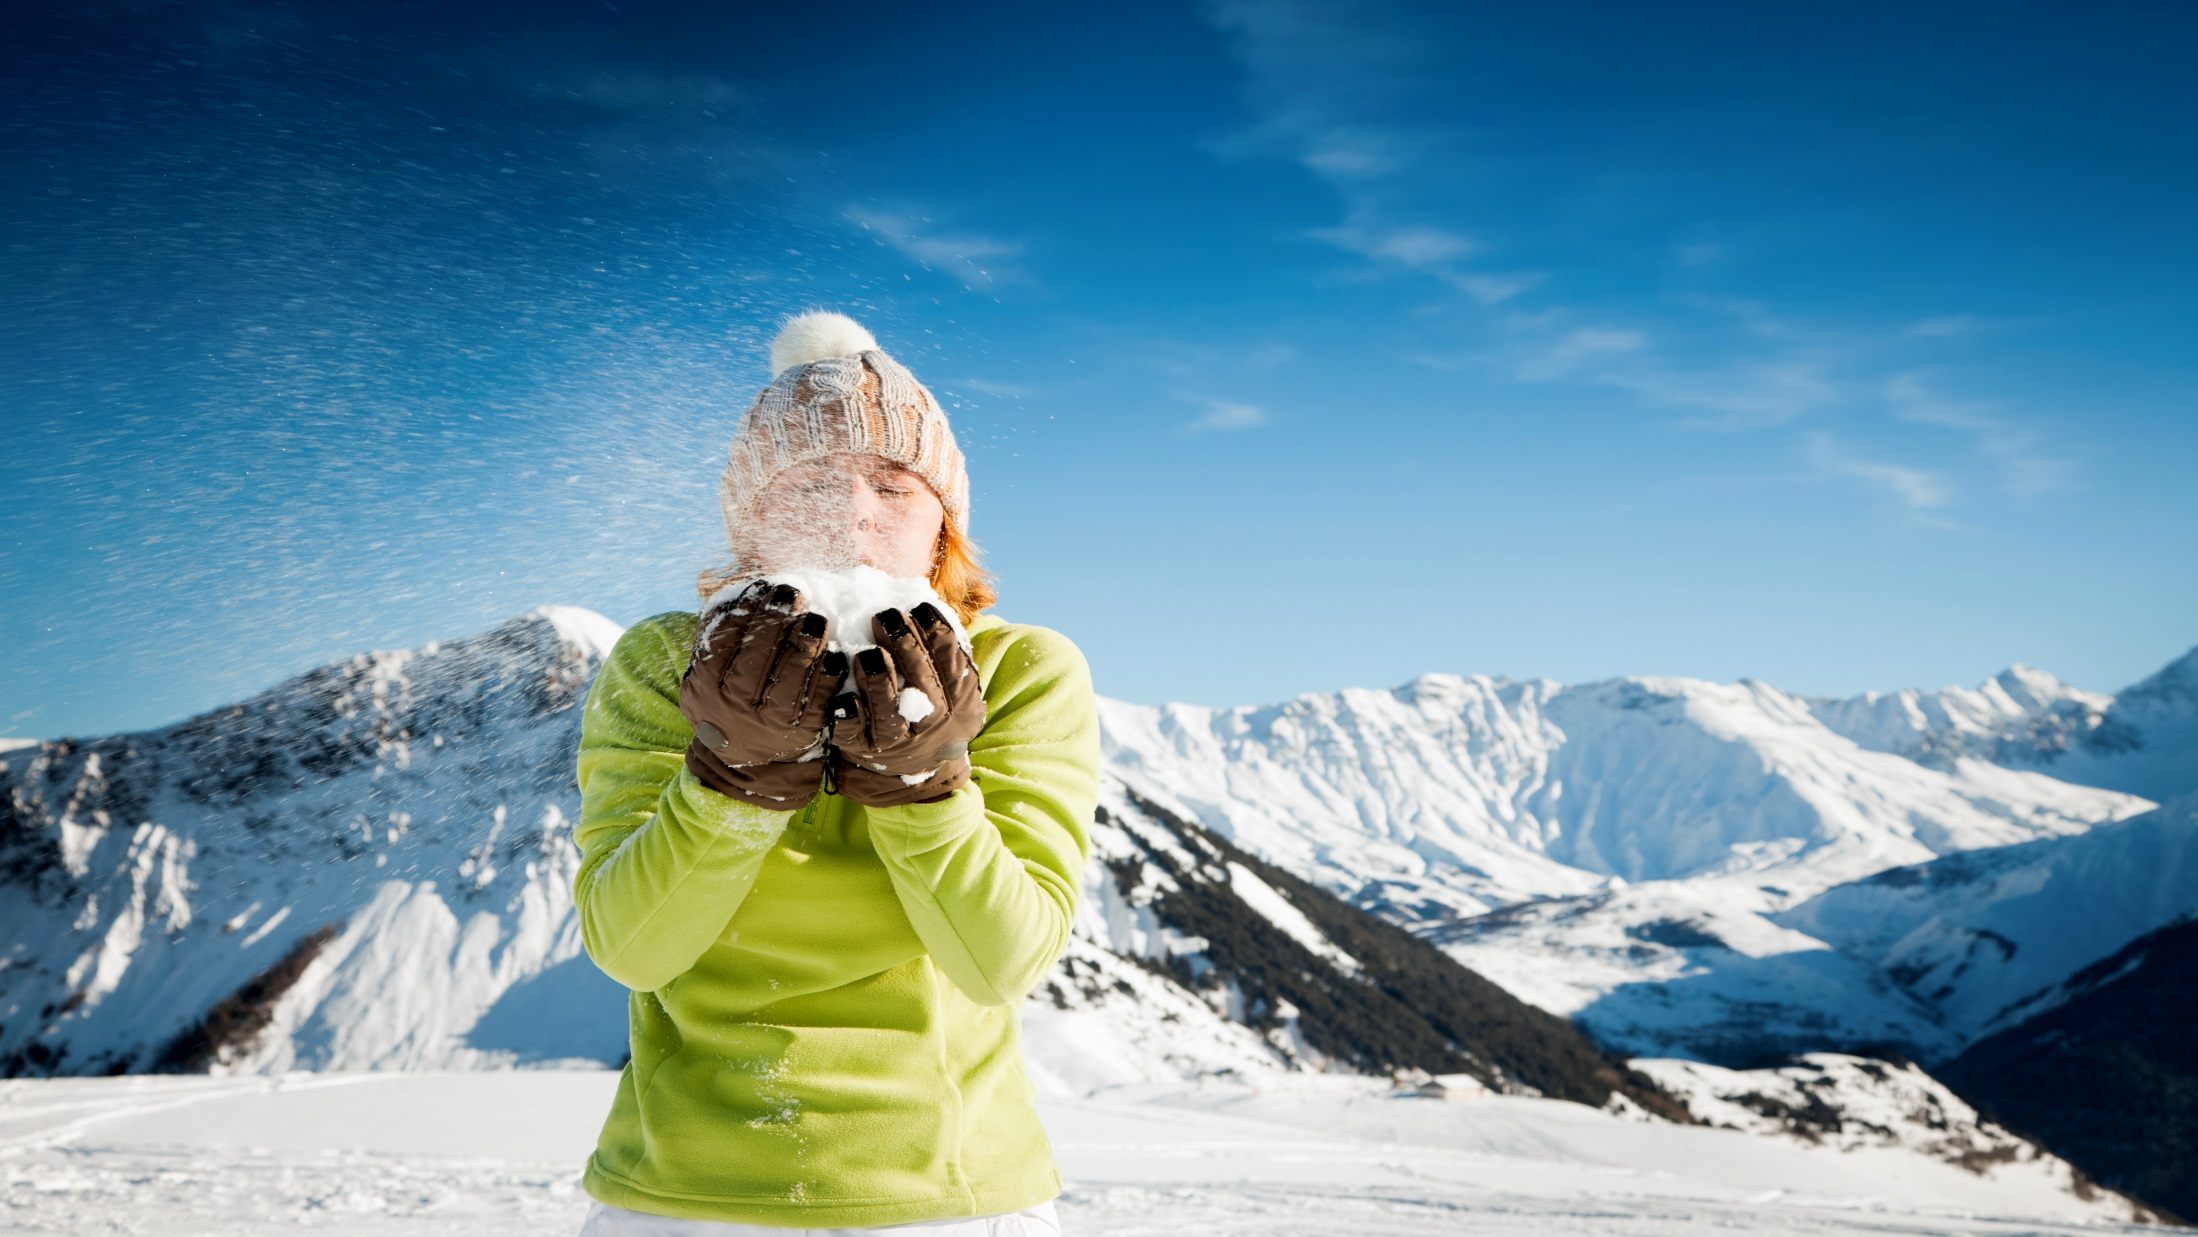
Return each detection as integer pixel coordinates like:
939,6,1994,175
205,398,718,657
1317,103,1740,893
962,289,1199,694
827,602,986,808
683,742,831,811
678,581,846,811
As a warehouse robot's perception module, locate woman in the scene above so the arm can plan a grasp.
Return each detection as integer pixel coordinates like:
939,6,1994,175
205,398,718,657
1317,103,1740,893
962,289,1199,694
572,312,1098,1235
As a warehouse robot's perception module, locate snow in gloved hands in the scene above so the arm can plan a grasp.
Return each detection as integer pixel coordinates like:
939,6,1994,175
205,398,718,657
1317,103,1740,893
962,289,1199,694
707,565,968,662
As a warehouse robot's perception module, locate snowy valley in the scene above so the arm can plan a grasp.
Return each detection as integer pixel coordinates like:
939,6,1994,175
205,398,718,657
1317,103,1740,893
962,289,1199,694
2,606,2194,1229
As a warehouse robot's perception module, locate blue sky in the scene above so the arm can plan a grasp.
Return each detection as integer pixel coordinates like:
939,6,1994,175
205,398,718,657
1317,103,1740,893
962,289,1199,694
4,0,2194,738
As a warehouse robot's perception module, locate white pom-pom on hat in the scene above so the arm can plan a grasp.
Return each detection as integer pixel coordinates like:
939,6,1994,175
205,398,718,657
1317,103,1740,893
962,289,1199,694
770,310,880,376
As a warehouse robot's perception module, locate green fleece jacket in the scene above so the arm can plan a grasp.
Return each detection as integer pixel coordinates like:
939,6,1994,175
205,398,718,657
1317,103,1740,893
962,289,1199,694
572,609,1098,1229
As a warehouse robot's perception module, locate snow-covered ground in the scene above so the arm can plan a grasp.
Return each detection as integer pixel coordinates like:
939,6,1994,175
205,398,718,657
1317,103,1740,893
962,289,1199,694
0,1070,2159,1236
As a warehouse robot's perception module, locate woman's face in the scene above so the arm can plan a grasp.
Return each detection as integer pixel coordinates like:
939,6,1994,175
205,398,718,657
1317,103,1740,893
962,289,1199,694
751,453,945,579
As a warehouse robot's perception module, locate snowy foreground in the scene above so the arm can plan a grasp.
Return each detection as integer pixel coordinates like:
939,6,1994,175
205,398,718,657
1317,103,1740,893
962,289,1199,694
0,1071,2153,1236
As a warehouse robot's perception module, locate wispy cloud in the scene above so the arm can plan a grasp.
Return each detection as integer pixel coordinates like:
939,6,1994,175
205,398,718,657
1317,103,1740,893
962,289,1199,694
1184,398,1267,432
1305,209,1540,304
846,208,1030,291
1509,327,1648,382
1200,0,2090,514
1888,374,2080,496
1497,318,1835,428
1906,314,1991,339
1311,214,1478,266
1204,0,1849,424
1301,133,1408,178
1626,360,1839,430
1809,434,1955,509
1448,271,1544,305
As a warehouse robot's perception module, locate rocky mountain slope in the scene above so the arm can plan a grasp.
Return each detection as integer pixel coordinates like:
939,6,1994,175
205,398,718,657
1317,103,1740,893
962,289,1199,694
1083,791,1685,1117
0,606,626,1076
1634,1052,2133,1211
1938,915,2198,1223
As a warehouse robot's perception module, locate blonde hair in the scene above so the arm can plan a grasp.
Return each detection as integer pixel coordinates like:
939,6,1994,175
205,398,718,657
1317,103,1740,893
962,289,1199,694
696,520,996,627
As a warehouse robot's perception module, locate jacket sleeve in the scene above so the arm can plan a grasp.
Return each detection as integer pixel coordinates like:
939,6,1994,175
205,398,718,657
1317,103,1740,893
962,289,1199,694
863,625,1100,1006
572,614,795,993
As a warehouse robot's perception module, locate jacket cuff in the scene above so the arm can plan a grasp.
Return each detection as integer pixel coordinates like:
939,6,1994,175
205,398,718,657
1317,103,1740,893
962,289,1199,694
666,767,799,847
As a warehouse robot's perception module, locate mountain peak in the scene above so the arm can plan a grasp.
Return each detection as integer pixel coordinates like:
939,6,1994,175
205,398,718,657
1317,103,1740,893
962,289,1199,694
1987,663,2083,710
529,605,625,662
2116,645,2198,716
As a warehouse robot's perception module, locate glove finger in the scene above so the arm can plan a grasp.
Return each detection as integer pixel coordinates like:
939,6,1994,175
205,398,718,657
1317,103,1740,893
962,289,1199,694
911,602,981,710
850,646,911,753
826,688,865,749
728,602,800,702
691,580,769,682
800,651,850,736
757,611,830,724
872,609,947,730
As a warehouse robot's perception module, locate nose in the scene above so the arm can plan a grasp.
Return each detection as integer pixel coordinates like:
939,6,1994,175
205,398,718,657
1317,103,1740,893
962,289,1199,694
844,473,884,534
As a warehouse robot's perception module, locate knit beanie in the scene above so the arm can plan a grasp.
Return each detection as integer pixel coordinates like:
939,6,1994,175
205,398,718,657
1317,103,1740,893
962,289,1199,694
718,312,970,552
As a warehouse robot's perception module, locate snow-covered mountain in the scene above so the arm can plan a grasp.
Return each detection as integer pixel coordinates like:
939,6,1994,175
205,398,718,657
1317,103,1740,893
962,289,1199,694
1064,791,1687,1117
1095,668,2169,1063
1430,877,1964,1062
1411,796,2198,1065
0,606,629,1075
1810,649,2198,804
1099,673,2146,927
6,613,2181,1077
1091,653,2198,1062
1806,665,2117,770
3,607,2188,1219
1778,795,2198,1044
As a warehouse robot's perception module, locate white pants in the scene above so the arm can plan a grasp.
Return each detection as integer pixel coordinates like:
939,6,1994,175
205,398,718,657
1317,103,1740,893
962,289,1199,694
579,1199,1061,1237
